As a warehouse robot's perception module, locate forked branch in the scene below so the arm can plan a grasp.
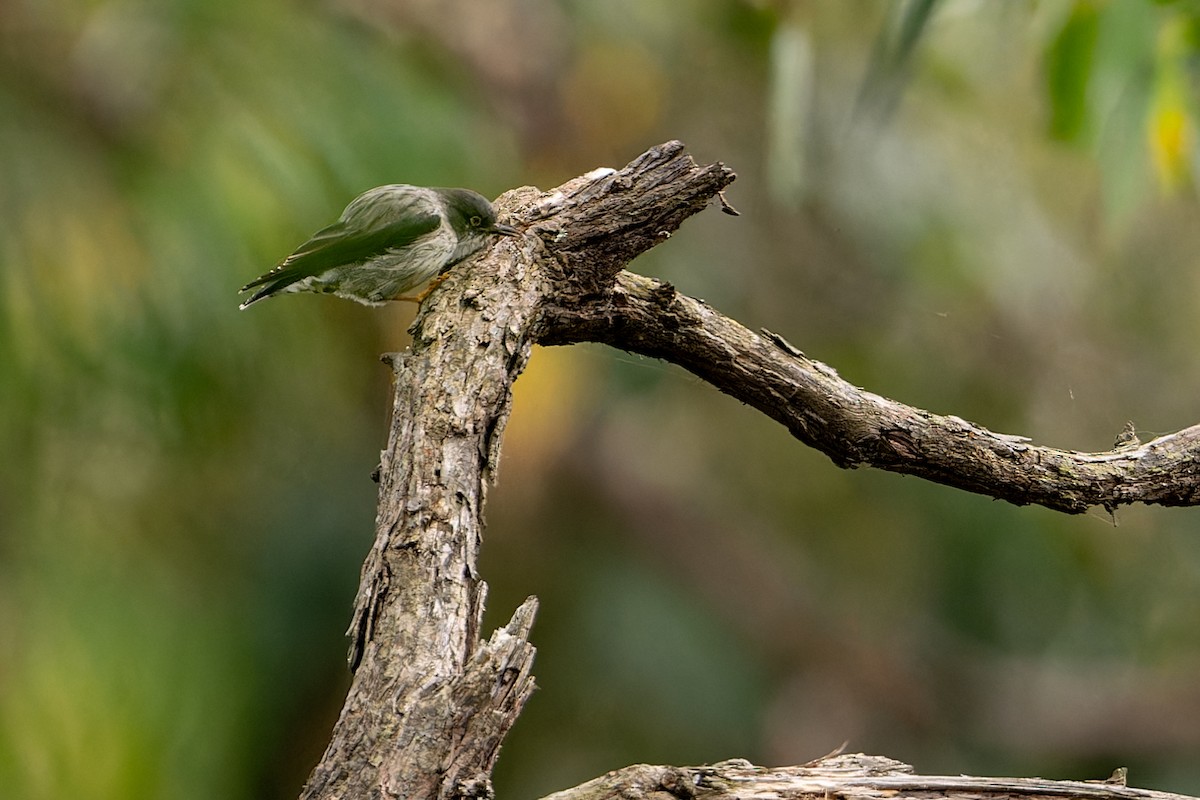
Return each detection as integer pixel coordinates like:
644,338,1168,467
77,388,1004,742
299,141,1200,800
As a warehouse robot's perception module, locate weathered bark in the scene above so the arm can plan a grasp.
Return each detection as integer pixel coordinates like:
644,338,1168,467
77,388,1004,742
541,752,1182,800
297,141,1200,799
299,142,734,800
536,272,1200,514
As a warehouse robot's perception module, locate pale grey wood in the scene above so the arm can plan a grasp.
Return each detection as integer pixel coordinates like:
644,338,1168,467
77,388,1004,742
299,142,733,800
539,753,1177,800
298,139,1200,800
537,270,1200,514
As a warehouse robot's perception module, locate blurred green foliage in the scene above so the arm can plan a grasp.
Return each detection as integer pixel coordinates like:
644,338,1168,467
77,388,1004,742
4,0,1200,798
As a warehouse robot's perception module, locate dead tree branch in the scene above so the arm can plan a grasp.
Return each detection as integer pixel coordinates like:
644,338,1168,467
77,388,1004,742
297,141,1200,799
540,753,1183,800
299,141,733,800
536,270,1200,514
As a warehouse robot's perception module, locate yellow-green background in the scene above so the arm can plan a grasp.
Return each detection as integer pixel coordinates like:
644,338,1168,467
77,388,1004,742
4,1,1200,797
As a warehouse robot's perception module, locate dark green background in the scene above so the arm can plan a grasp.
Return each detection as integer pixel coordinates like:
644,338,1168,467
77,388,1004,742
3,1,1200,797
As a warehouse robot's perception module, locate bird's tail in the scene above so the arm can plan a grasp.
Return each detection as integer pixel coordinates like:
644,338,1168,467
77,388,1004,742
238,270,300,310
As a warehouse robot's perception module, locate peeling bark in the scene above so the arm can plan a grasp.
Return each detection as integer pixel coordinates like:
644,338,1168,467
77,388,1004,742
540,753,1180,800
297,141,1200,799
300,142,733,800
537,271,1200,514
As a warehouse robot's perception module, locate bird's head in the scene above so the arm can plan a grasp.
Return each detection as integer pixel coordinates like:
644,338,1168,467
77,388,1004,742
439,188,518,240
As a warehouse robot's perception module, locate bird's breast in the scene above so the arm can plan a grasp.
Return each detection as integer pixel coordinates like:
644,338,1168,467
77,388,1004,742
366,225,457,277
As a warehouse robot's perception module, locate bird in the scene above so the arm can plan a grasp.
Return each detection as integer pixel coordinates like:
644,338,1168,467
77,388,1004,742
238,184,518,310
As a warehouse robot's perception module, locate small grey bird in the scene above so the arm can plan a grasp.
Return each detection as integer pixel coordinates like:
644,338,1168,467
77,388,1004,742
239,184,518,309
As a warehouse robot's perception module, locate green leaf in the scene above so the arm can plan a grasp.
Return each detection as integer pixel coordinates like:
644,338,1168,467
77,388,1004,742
1045,1,1101,142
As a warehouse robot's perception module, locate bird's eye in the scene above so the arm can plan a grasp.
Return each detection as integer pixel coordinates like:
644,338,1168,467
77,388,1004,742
469,215,482,226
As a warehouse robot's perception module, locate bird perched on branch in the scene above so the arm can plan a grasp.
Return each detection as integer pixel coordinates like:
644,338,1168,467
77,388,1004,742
238,184,517,309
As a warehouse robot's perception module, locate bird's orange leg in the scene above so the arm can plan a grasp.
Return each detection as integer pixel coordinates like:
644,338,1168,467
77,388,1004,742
394,273,450,304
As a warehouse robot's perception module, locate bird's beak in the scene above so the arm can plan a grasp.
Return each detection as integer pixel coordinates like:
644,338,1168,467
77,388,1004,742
491,222,519,237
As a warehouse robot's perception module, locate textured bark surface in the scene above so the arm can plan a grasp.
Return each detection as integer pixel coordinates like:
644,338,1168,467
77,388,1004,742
298,140,1200,799
537,275,1200,515
541,753,1183,800
299,142,735,800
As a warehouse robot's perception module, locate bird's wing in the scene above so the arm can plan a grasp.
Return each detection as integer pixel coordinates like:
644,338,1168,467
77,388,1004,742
239,200,441,296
